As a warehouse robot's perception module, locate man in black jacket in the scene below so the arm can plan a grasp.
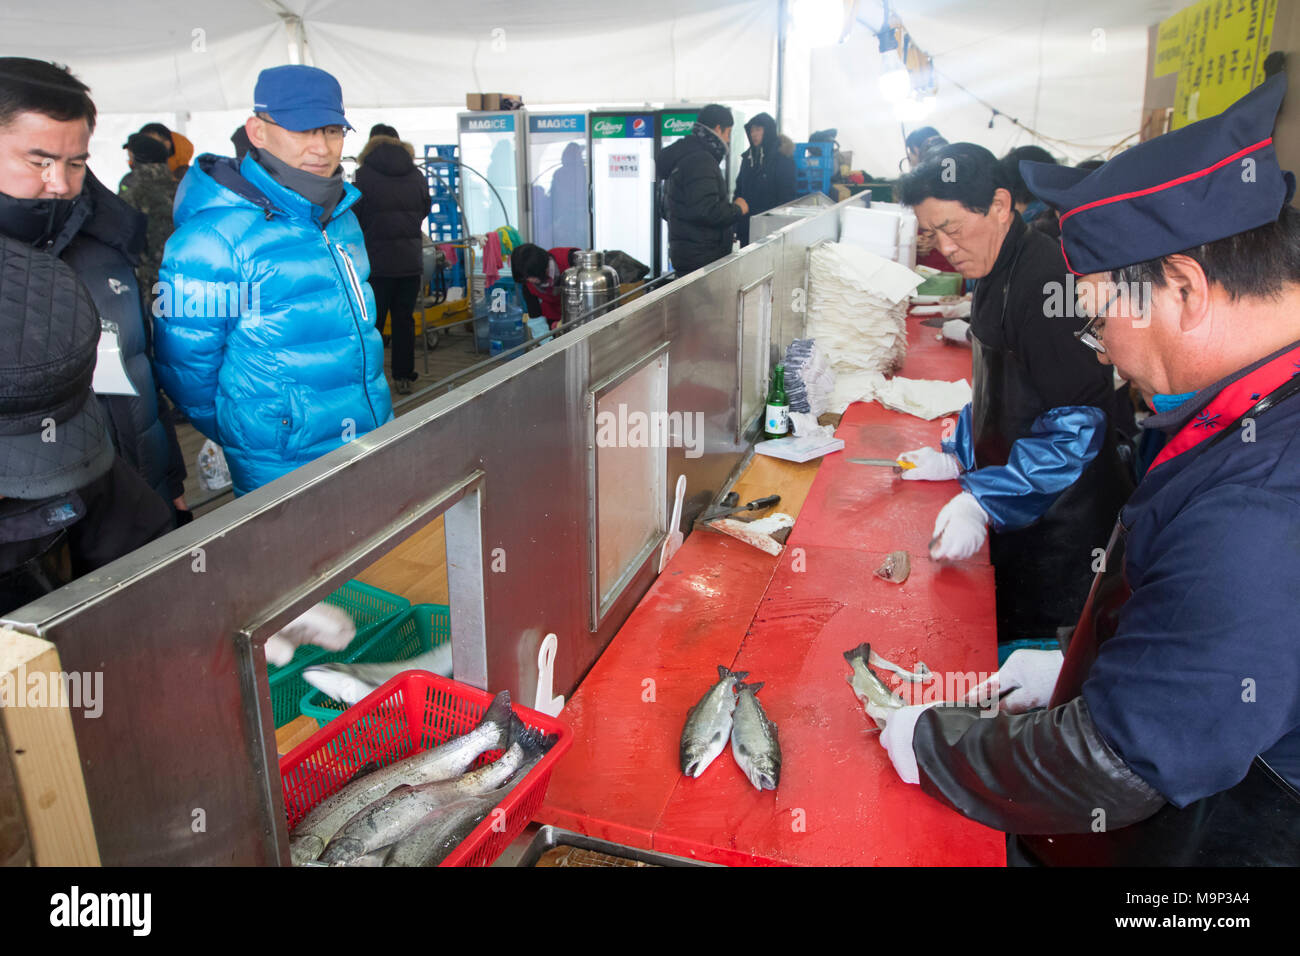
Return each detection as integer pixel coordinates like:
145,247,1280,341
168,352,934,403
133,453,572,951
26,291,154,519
0,58,187,520
353,128,433,394
0,236,173,617
657,103,748,276
733,112,797,246
897,143,1132,644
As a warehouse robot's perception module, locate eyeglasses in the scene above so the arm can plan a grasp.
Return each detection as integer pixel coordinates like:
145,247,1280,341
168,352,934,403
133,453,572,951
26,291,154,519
258,115,346,142
1074,289,1120,354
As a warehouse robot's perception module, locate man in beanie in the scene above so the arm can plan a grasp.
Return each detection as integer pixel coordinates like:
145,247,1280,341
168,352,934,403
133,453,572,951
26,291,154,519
867,75,1300,865
118,131,177,297
0,58,188,521
0,236,173,616
656,103,748,276
154,64,393,496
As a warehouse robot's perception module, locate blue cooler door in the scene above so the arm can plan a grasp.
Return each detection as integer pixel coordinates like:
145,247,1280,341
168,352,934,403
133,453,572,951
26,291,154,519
526,112,590,250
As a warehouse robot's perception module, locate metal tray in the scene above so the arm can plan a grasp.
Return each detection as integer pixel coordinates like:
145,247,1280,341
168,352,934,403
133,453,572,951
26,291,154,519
515,825,720,867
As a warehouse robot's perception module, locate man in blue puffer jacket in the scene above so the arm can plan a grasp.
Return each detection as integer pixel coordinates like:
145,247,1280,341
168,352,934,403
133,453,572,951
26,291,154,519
155,65,393,496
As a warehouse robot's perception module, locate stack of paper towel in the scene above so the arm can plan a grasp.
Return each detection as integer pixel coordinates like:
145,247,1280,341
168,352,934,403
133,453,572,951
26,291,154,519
840,203,919,269
807,241,924,412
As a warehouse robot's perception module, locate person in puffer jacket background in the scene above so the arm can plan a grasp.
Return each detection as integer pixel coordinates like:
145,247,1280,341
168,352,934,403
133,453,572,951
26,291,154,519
732,112,797,247
154,65,393,497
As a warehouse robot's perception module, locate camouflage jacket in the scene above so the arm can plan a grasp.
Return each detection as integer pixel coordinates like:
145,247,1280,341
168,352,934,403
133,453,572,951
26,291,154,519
118,162,177,297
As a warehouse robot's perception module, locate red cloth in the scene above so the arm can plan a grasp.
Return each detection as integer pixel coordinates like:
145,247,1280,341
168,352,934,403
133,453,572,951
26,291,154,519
527,247,581,324
482,231,504,285
437,243,458,266
917,247,957,272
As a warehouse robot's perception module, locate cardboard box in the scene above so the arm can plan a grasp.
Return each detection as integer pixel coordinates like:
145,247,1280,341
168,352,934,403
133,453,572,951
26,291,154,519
482,93,501,111
466,92,483,110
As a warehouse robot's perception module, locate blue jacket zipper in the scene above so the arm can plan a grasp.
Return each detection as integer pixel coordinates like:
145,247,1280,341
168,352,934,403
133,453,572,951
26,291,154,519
324,227,381,430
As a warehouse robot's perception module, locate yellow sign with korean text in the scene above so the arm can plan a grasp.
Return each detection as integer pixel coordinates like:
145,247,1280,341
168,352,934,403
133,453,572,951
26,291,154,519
1159,0,1278,129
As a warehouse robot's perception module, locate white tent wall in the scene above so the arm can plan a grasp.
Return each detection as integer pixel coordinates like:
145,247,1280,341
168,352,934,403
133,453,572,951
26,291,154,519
798,1,1182,177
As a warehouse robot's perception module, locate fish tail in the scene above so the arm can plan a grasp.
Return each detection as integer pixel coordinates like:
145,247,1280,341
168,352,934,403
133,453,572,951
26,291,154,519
478,690,513,745
745,681,765,695
717,665,749,682
843,642,872,666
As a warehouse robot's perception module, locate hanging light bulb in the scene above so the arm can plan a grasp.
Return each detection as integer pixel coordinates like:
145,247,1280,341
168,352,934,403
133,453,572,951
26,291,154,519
895,92,935,123
878,54,911,104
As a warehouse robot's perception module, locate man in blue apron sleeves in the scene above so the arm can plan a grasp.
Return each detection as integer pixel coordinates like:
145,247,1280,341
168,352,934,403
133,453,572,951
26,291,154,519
867,74,1300,865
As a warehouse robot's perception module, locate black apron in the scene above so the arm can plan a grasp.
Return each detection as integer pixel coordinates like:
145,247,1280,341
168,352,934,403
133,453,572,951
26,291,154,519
1015,378,1300,865
969,246,1133,643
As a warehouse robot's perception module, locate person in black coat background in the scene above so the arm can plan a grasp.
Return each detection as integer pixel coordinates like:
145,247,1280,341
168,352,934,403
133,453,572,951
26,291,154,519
354,127,432,394
657,103,748,276
733,112,797,246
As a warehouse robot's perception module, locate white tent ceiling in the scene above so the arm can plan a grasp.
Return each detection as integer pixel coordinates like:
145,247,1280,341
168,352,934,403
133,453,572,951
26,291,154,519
2,1,1179,190
1,0,779,112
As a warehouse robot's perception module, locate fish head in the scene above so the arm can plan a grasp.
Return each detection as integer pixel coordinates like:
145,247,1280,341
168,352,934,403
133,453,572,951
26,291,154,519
680,728,729,778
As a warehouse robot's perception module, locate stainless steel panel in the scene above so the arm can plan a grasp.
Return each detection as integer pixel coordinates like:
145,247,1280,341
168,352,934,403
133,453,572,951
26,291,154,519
1,192,870,864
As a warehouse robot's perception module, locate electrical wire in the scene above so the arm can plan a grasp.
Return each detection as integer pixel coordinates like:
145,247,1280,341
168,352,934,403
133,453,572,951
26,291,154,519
933,66,1142,158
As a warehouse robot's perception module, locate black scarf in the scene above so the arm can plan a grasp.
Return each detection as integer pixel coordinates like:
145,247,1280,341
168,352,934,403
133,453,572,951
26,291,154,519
691,122,728,164
249,147,344,222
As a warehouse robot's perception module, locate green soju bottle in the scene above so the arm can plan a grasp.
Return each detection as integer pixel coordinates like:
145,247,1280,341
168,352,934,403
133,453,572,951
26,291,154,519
764,364,790,439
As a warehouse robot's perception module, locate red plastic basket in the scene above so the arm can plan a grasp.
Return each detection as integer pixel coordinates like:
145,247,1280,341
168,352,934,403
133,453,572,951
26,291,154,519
279,671,572,867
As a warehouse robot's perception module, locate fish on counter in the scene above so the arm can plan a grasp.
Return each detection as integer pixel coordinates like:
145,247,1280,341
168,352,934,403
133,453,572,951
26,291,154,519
680,665,746,778
289,689,513,865
302,644,454,705
730,681,781,791
319,718,549,866
874,550,911,584
843,643,906,728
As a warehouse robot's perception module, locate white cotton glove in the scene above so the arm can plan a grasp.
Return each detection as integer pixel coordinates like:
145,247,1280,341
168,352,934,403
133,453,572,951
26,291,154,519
864,701,941,785
929,491,989,561
264,602,357,667
897,446,962,481
965,648,1064,714
942,318,972,345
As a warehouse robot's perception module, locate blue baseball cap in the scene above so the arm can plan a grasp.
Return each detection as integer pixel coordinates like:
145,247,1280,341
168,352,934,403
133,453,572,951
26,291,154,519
253,65,352,132
1021,73,1294,275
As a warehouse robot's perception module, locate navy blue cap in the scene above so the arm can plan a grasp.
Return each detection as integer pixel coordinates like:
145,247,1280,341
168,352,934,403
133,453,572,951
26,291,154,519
1021,73,1294,275
253,65,352,132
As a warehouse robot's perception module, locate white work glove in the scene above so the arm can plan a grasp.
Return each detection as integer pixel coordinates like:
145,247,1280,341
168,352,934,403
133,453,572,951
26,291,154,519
264,602,357,667
965,648,1064,714
864,701,941,785
942,318,971,345
929,491,989,561
897,446,962,481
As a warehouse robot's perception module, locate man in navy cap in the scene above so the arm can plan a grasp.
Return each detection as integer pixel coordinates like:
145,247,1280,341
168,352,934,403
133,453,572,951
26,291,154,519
154,64,393,497
897,143,1133,646
866,74,1300,865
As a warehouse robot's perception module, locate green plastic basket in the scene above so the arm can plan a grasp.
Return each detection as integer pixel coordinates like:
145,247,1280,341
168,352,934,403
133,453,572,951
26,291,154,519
915,271,964,296
266,581,410,727
299,603,452,728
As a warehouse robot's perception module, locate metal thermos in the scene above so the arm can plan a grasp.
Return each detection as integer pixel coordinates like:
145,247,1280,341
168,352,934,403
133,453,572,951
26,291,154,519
561,250,622,325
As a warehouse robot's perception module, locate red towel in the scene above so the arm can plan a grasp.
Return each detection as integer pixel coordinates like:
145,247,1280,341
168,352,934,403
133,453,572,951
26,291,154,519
437,243,459,266
482,232,504,286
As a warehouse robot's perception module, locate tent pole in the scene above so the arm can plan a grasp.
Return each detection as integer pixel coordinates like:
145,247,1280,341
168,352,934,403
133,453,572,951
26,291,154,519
776,0,787,129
